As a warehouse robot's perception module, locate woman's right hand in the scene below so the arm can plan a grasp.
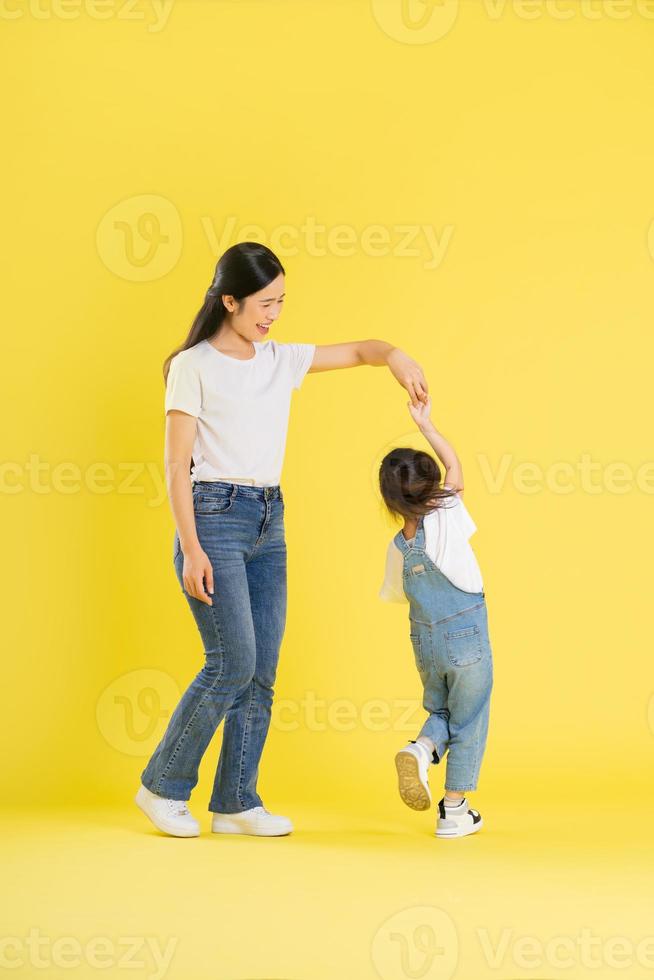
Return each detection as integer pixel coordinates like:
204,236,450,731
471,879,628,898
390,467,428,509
182,545,214,605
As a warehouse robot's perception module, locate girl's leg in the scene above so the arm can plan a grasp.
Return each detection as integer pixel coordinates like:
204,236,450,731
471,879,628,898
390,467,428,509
440,606,493,793
209,516,287,812
409,626,450,761
140,550,256,802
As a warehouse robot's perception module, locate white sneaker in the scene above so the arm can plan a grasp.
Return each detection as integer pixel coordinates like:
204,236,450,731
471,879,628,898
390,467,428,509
394,741,432,810
435,797,483,838
211,805,293,837
135,784,200,838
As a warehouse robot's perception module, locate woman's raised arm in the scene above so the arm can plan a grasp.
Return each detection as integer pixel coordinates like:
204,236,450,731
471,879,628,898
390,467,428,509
307,340,429,407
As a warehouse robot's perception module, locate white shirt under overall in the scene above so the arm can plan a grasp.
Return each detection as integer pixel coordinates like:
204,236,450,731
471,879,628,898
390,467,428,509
379,490,484,602
165,338,316,486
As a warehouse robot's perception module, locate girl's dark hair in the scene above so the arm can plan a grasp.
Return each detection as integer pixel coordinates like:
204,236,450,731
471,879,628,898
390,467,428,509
379,448,458,521
163,242,285,382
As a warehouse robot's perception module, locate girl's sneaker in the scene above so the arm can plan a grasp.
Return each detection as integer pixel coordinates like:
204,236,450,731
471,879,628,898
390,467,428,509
394,741,432,810
435,797,483,838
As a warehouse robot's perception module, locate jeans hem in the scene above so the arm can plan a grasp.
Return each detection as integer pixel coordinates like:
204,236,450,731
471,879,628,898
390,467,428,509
208,796,262,815
140,773,192,803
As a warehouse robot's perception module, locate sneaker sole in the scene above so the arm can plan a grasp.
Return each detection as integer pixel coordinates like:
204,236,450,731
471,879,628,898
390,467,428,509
135,791,200,838
395,751,431,811
436,817,484,838
211,820,292,837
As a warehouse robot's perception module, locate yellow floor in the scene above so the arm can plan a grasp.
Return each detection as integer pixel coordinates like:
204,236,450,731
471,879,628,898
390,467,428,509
2,794,652,980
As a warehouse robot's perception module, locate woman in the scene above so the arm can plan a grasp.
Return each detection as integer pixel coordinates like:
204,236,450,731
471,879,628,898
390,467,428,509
136,242,429,838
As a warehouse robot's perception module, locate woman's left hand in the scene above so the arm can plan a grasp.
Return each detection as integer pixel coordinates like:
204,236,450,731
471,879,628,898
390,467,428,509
386,348,429,406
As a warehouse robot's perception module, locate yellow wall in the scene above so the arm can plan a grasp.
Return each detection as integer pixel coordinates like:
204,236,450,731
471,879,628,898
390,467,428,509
3,0,653,811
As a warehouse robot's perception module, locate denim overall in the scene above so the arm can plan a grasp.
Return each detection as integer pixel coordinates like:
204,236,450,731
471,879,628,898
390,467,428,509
394,515,494,792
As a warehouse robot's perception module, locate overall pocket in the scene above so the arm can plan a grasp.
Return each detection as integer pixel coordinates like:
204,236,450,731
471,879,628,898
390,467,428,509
409,630,425,673
444,622,483,667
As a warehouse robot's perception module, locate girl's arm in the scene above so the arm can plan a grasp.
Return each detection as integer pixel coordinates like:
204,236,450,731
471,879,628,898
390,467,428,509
308,340,429,407
408,396,464,494
165,411,215,605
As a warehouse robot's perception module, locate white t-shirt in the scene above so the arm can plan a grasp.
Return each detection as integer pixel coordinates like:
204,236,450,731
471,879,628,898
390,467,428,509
379,490,484,603
165,338,316,486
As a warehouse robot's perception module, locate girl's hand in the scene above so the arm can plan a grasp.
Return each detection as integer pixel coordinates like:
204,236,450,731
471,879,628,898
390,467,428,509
182,546,214,605
408,394,433,429
386,348,429,407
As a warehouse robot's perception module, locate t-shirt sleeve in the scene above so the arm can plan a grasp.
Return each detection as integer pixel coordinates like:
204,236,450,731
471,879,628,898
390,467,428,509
454,496,477,539
286,342,316,390
379,541,407,604
165,353,202,417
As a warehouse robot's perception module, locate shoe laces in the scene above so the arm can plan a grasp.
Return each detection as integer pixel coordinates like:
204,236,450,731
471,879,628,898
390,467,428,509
166,798,190,817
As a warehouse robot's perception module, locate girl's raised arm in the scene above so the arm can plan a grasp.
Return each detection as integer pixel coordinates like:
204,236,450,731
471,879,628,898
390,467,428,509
408,396,464,495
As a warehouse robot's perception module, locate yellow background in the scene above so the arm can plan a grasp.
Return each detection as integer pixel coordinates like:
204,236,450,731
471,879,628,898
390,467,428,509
2,1,653,978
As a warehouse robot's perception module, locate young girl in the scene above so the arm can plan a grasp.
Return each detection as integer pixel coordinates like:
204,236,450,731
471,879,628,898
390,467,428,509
135,241,430,838
378,396,493,838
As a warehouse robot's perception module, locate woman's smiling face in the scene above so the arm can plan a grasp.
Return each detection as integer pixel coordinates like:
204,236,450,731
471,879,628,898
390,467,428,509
225,272,286,342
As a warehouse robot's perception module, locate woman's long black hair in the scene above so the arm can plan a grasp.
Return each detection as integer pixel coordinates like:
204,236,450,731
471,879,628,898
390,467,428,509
379,448,458,521
163,242,285,382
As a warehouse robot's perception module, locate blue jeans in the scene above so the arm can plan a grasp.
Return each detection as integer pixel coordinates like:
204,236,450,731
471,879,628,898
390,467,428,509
394,517,493,792
141,480,287,812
